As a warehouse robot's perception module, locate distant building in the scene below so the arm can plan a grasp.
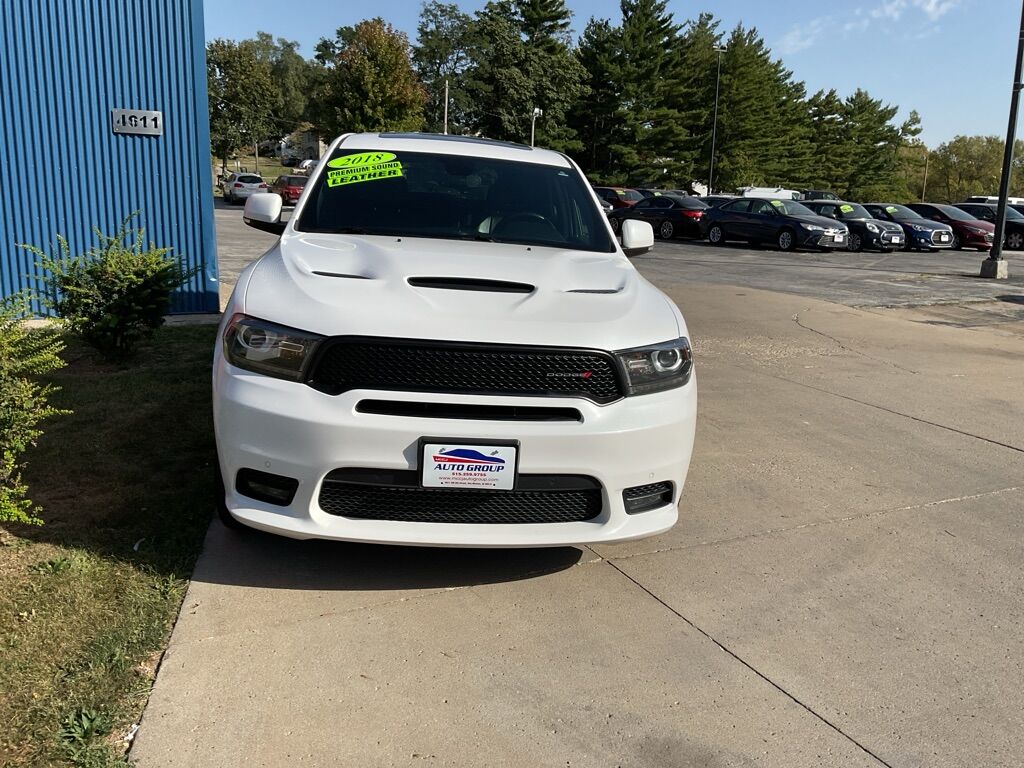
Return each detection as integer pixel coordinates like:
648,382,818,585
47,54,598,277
0,0,219,313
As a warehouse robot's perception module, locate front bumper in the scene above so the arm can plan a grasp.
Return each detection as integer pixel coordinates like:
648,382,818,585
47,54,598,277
962,230,993,249
908,229,952,249
212,355,697,547
868,229,904,249
801,230,847,248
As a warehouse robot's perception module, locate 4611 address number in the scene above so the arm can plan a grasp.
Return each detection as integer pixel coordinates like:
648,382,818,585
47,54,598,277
111,109,162,137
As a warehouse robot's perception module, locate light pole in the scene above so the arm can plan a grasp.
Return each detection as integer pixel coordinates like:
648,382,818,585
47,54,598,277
982,0,1024,279
531,107,543,147
707,45,726,193
921,147,929,201
443,79,449,135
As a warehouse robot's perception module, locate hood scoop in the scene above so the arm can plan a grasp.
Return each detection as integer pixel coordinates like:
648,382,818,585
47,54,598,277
313,270,372,280
407,276,535,294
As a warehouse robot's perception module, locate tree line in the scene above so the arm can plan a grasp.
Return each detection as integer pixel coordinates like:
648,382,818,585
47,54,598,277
206,0,1022,202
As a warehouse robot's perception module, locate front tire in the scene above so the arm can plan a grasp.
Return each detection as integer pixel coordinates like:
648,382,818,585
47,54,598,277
777,228,795,251
847,233,863,252
609,217,620,234
659,220,675,240
1007,231,1023,249
214,466,245,530
707,224,725,244
951,233,962,250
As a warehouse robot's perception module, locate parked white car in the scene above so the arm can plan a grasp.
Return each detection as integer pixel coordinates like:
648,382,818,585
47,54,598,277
221,172,267,204
215,132,697,546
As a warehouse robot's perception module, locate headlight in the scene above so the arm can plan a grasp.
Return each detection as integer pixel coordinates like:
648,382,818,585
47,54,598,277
910,224,928,232
801,223,824,231
223,314,324,381
966,226,986,234
866,222,879,233
615,338,693,395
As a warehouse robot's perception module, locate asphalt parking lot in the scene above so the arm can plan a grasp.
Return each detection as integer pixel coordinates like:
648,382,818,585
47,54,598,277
134,208,1024,767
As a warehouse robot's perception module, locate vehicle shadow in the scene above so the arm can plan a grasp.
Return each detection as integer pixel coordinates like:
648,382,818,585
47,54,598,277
192,520,585,592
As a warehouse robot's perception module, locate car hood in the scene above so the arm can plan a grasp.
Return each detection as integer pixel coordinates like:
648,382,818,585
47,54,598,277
238,233,681,350
894,218,952,231
848,218,903,232
952,219,995,232
790,214,847,229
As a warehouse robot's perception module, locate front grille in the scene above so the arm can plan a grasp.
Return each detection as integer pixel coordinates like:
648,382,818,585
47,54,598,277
308,338,623,403
318,470,602,524
931,231,952,244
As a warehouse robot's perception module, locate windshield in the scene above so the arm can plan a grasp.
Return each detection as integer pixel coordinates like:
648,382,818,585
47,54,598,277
296,148,614,252
935,205,976,221
1006,206,1024,219
767,199,814,216
835,203,872,220
882,204,921,220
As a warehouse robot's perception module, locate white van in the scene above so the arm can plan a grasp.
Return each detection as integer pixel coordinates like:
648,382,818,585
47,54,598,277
963,195,1024,205
737,186,799,200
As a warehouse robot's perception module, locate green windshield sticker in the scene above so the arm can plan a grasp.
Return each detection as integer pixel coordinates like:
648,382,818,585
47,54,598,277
771,200,784,208
325,152,402,188
886,206,898,213
840,204,854,213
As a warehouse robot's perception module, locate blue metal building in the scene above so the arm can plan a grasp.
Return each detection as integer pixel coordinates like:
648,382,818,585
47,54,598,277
0,0,218,313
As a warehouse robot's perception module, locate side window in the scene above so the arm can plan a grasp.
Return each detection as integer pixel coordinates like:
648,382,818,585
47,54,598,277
817,205,835,218
723,199,751,213
655,198,674,209
755,201,776,215
633,199,654,210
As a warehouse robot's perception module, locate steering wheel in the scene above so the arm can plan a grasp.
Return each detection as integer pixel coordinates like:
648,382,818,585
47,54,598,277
492,212,558,238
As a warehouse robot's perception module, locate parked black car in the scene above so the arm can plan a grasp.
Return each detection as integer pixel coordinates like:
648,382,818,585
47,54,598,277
953,202,1024,250
802,200,905,252
862,204,954,251
701,197,849,251
608,194,709,239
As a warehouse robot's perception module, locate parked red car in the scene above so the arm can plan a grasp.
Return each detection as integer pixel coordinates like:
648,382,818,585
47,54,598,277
593,186,644,209
907,203,994,251
270,174,308,206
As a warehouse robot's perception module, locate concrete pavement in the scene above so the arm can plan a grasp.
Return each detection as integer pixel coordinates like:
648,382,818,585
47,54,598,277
133,216,1024,766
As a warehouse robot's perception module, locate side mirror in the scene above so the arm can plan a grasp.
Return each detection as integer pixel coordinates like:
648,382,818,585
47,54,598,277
620,219,654,257
243,193,285,235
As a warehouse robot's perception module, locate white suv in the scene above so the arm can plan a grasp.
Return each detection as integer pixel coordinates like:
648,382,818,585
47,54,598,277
221,172,267,204
215,132,697,546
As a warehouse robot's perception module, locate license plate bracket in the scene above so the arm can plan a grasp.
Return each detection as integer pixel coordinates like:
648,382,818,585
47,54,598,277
419,438,520,491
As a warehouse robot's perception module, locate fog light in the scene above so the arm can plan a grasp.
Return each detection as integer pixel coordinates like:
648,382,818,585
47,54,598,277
623,482,674,514
236,468,299,506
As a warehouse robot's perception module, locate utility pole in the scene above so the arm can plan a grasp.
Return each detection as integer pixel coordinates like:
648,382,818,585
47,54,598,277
531,107,543,147
254,134,259,176
921,148,929,202
708,46,726,193
443,79,449,135
982,0,1024,279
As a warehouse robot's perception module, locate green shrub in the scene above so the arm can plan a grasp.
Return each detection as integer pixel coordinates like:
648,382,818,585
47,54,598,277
0,292,67,526
24,213,191,359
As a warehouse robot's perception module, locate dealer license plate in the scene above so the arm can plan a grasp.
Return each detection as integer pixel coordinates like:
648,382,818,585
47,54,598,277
420,440,518,490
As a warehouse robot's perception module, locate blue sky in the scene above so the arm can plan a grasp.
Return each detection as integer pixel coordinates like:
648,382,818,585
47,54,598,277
204,0,1019,147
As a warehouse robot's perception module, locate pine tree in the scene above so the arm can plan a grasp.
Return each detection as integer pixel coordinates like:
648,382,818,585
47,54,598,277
463,0,586,150
568,18,623,179
610,0,694,186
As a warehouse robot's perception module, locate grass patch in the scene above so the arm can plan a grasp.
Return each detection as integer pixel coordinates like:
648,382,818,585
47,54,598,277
0,324,218,767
